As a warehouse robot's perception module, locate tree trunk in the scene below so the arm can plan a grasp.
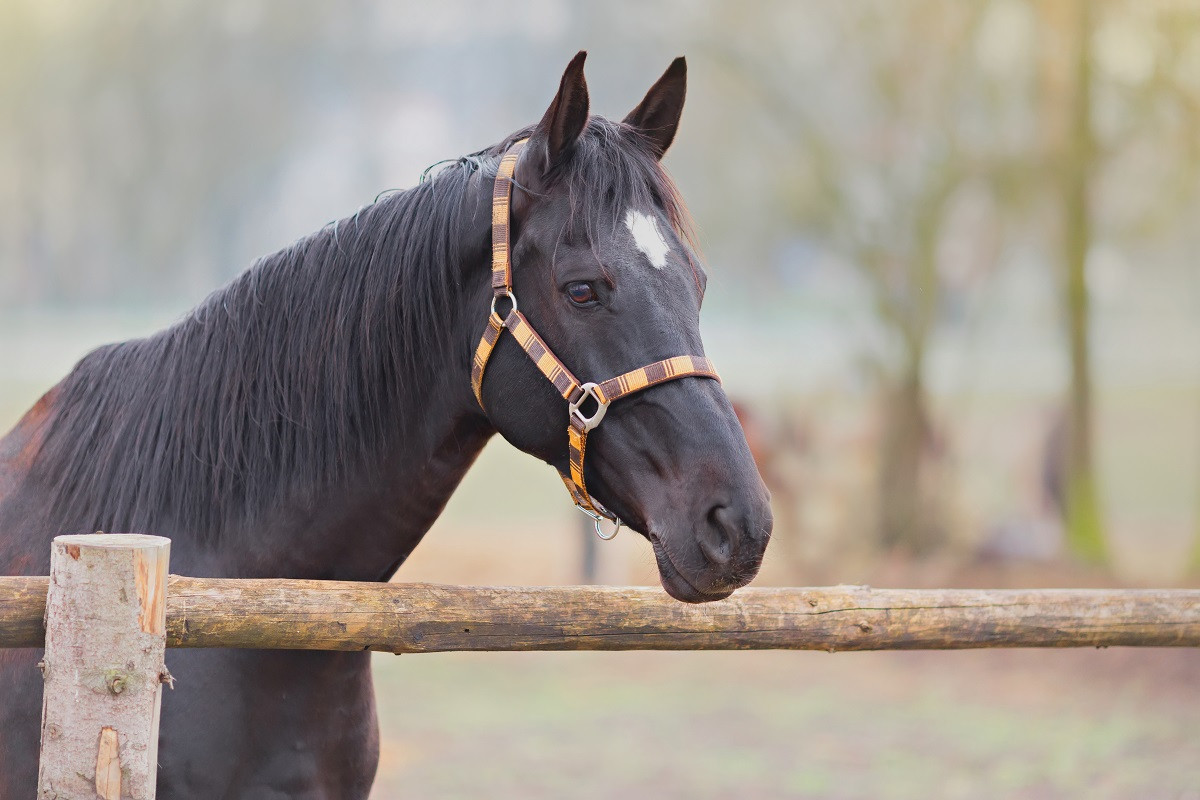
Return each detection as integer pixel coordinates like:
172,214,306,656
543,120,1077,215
1192,399,1200,574
1190,458,1200,574
878,358,941,553
1061,0,1107,563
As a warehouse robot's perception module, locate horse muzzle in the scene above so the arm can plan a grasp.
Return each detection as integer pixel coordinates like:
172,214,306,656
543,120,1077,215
649,494,773,604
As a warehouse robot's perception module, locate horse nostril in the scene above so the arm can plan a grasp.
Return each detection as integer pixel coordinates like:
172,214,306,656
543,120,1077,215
698,504,737,566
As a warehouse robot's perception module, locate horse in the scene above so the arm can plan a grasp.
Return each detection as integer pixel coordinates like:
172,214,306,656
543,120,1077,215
0,52,772,797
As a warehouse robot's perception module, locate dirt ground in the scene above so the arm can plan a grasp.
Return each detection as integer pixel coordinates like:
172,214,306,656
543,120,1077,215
368,646,1199,799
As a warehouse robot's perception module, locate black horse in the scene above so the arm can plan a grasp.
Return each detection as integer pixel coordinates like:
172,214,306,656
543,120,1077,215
0,53,771,797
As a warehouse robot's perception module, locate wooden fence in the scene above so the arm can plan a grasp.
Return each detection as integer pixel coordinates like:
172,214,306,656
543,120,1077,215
3,534,1199,798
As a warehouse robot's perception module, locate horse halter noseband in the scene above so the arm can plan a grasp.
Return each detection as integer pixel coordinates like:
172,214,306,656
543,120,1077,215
471,139,721,540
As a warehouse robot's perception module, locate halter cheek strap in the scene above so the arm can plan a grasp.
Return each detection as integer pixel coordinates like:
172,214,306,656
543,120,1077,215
471,139,721,539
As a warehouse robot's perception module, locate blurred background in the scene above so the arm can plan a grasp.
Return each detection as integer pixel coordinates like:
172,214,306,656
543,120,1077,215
2,0,1198,797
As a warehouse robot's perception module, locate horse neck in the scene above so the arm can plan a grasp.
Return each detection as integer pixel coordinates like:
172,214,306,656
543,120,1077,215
204,189,498,580
28,174,498,581
232,368,494,582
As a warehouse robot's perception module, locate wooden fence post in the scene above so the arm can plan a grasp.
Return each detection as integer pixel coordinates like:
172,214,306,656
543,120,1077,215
38,534,170,800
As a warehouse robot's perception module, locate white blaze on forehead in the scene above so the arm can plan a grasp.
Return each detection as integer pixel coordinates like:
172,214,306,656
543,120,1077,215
624,209,670,269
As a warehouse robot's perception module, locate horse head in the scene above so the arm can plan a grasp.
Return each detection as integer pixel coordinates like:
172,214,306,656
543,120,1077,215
476,53,772,602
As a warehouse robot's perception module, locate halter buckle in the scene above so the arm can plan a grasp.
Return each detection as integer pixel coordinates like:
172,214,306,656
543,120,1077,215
568,382,609,431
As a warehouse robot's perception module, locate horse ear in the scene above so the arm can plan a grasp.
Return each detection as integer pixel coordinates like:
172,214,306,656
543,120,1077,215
623,57,687,160
529,51,590,174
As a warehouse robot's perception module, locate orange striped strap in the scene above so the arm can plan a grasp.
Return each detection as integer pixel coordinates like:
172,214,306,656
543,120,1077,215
565,417,594,510
593,355,719,404
503,312,582,400
563,357,720,517
470,313,505,407
490,139,526,295
470,139,723,533
471,139,529,406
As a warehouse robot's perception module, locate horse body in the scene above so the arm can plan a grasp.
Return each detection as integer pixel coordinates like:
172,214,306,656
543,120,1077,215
0,168,497,794
0,286,493,798
0,53,771,796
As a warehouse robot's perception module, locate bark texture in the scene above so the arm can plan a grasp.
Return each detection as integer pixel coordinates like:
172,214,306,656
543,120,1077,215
37,534,169,800
161,580,1200,651
4,577,1197,654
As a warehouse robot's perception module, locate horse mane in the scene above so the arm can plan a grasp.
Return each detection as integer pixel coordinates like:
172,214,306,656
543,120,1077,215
30,116,696,542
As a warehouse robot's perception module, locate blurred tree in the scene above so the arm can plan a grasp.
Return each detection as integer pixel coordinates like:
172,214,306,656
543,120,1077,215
1036,0,1106,562
0,0,421,306
703,0,1200,564
1037,0,1200,565
1192,497,1200,574
708,2,1021,552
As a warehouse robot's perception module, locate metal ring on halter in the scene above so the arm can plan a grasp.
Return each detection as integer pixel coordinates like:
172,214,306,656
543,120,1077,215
490,291,518,320
568,382,609,432
576,503,622,540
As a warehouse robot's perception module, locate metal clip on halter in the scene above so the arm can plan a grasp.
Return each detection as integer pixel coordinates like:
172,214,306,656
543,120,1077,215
575,502,622,540
489,290,517,320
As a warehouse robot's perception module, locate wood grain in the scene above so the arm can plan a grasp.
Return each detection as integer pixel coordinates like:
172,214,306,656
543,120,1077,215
4,576,1198,652
0,575,46,648
95,726,121,800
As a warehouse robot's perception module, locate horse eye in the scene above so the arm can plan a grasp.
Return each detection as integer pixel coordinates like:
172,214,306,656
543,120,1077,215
566,282,597,306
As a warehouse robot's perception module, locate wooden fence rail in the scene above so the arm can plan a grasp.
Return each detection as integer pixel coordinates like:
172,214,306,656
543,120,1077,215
5,576,1199,653
6,533,1200,798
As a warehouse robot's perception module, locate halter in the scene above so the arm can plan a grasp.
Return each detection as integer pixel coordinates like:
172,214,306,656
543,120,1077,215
471,139,721,539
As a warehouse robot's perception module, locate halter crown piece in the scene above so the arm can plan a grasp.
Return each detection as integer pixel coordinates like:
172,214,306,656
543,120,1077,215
471,139,721,540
